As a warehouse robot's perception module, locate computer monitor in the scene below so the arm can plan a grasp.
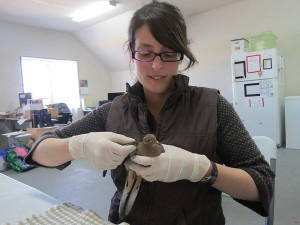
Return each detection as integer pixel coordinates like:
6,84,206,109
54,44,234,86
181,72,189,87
19,92,32,107
108,92,124,101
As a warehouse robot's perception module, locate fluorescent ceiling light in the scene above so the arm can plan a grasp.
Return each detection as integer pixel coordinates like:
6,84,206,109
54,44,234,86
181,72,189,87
71,1,117,22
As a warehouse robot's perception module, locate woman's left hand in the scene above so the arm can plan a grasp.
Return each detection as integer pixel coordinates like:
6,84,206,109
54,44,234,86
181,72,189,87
129,144,211,182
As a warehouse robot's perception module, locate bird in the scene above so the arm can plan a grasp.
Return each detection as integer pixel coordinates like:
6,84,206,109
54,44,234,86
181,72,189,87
136,134,165,157
119,134,165,220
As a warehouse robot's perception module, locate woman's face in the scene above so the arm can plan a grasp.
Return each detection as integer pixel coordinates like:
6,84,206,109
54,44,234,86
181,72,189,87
133,24,181,98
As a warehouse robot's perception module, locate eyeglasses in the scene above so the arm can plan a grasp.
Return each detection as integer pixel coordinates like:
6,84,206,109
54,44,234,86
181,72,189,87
132,50,184,62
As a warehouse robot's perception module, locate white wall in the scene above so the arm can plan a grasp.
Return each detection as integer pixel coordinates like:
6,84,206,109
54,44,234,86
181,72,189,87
187,0,300,101
1,0,300,112
0,21,111,112
110,0,300,102
110,70,136,92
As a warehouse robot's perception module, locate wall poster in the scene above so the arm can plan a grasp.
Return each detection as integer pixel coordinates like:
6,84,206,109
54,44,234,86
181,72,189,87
80,80,89,95
246,54,261,73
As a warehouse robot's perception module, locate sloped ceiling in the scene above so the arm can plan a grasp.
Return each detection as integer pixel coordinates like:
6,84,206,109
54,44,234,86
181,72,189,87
74,10,133,71
0,0,245,71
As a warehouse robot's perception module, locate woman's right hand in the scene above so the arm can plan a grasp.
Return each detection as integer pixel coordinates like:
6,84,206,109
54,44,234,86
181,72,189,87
68,132,136,170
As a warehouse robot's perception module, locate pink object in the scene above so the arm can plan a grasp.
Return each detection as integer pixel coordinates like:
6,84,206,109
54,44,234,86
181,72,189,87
14,147,28,157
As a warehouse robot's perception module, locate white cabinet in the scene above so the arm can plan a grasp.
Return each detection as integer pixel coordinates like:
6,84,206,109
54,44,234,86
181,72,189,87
285,96,300,149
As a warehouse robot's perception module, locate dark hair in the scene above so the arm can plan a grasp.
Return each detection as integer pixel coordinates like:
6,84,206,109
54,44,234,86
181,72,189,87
127,0,197,70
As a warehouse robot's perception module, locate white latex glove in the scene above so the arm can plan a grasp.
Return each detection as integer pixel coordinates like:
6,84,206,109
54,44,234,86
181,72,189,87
129,144,211,182
68,132,136,170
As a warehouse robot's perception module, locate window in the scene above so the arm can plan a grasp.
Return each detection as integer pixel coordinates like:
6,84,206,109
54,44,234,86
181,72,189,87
21,57,80,109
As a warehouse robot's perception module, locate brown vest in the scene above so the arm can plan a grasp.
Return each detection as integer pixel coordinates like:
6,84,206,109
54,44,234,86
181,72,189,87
106,75,224,225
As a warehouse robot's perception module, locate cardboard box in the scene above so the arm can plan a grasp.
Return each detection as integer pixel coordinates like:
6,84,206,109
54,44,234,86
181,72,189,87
1,131,31,148
27,126,58,141
230,38,248,53
26,99,43,110
48,108,59,119
24,110,35,119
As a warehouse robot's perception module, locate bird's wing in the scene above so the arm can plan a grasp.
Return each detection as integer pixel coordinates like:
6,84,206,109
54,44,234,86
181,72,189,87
125,175,142,216
119,169,142,220
119,135,164,219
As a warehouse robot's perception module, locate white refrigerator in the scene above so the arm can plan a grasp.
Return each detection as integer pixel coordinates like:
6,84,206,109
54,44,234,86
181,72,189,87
231,48,285,147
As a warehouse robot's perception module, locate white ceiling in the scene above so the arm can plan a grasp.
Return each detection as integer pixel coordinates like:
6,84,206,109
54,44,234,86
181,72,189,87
0,0,245,71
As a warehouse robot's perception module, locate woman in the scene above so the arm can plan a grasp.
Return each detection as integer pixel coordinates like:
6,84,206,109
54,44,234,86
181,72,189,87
25,1,275,224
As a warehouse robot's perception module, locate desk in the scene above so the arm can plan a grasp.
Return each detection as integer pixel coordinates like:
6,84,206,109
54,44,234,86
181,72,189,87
0,173,60,224
0,174,125,225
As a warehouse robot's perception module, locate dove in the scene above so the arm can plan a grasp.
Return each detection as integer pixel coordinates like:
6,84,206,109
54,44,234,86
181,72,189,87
119,134,165,220
136,134,165,157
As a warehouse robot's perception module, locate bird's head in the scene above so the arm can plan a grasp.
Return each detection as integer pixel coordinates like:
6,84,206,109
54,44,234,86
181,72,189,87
136,134,164,157
143,134,157,145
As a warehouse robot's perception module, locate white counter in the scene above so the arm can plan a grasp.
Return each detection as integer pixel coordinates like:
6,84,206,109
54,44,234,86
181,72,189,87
0,173,60,224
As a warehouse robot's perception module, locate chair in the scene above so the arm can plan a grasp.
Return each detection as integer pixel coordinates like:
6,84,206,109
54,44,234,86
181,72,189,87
252,136,277,225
